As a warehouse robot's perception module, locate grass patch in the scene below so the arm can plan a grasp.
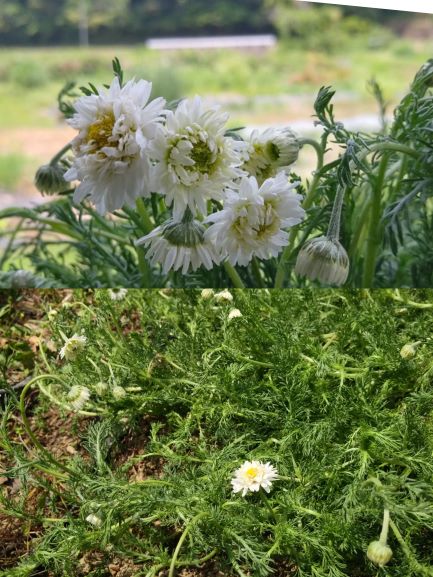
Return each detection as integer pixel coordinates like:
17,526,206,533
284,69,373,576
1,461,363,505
0,153,26,189
1,289,433,576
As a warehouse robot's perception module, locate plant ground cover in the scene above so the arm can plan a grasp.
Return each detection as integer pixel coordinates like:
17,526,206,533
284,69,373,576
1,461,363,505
1,288,433,577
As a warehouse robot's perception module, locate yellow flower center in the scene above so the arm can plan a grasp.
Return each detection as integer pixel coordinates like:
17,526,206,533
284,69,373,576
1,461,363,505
86,111,116,150
246,467,258,479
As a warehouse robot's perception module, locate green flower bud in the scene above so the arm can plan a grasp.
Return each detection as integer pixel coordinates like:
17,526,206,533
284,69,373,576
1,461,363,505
400,342,421,359
35,163,68,195
295,236,349,286
367,540,393,567
112,385,126,400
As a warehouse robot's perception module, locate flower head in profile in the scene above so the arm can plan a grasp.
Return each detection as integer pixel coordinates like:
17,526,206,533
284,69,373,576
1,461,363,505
200,288,214,299
136,211,220,274
67,385,90,411
150,96,246,219
231,460,278,497
205,173,305,266
64,77,166,214
59,333,87,360
243,127,300,183
295,236,349,286
108,288,128,301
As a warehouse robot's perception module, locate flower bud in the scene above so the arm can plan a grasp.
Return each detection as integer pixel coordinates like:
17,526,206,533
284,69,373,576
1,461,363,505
367,540,393,567
35,164,68,195
86,513,102,528
67,385,90,411
112,385,126,400
266,127,300,167
295,236,349,286
200,288,214,299
94,382,109,396
400,342,421,359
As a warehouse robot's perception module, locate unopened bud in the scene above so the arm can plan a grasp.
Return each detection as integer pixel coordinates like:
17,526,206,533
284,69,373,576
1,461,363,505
295,236,349,286
400,342,421,359
367,541,393,567
35,164,68,195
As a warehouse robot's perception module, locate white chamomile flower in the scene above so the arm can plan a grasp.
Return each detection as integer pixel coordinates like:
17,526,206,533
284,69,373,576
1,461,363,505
214,289,233,302
150,95,246,219
231,460,278,497
108,288,128,301
67,385,90,411
136,211,220,274
86,513,102,528
59,333,87,360
243,127,300,183
228,308,242,320
64,77,166,214
205,173,305,266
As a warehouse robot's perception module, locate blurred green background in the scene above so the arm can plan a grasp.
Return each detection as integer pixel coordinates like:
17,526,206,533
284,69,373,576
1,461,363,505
0,0,432,207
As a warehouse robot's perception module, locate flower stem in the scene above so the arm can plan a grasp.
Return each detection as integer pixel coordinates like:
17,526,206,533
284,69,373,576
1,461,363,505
223,262,245,288
135,198,154,234
362,154,389,287
20,375,75,477
379,508,390,544
274,138,324,289
168,512,208,577
259,489,279,524
251,257,265,288
49,143,72,166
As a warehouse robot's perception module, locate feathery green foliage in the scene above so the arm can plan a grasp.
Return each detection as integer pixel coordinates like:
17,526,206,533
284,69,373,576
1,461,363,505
1,288,433,576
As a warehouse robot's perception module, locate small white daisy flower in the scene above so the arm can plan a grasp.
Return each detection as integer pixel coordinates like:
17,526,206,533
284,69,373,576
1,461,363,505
86,513,102,528
200,288,215,299
67,385,90,411
108,288,128,301
228,308,242,320
205,173,305,266
150,95,246,219
64,77,166,214
59,333,87,360
231,460,278,497
214,289,233,302
243,127,299,183
136,213,220,274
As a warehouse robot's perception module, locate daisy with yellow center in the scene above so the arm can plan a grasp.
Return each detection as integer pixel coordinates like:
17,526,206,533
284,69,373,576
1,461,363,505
231,460,278,497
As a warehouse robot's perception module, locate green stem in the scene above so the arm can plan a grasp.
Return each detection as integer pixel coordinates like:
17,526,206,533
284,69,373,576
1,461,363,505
251,257,265,288
274,138,324,289
362,154,389,287
168,512,208,577
19,375,75,477
50,143,72,166
223,262,245,288
135,198,154,234
389,519,433,576
379,508,390,544
259,489,279,524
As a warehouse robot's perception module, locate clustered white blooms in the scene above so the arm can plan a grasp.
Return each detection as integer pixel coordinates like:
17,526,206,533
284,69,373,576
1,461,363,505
231,460,278,496
59,333,87,360
64,74,307,276
228,308,242,320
